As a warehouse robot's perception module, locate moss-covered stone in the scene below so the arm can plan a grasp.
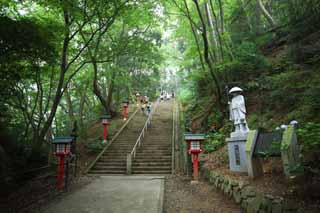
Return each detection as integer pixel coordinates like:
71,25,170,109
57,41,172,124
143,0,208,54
246,194,264,213
241,186,256,199
261,196,273,213
233,187,242,204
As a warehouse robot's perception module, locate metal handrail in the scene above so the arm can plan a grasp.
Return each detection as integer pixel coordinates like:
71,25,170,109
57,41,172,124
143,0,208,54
171,98,176,174
127,98,160,174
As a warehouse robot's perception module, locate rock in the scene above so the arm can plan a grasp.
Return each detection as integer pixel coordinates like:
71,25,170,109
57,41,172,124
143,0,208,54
230,180,239,187
233,188,242,204
272,199,283,213
261,196,273,213
246,194,264,213
238,181,248,189
283,200,298,211
241,199,248,209
241,186,256,199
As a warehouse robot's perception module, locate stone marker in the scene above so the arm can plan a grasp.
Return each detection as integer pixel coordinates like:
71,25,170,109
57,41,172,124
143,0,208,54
245,130,264,178
281,125,301,177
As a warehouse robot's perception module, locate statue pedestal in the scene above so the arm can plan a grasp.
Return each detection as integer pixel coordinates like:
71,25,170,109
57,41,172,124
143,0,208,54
226,133,248,173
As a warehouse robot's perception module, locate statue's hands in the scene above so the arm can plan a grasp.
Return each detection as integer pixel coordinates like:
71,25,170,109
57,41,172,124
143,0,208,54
240,118,245,122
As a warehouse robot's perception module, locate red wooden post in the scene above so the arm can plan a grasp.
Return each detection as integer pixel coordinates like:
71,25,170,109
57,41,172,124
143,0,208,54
101,115,111,143
192,153,199,181
103,124,108,142
57,155,65,190
123,106,128,120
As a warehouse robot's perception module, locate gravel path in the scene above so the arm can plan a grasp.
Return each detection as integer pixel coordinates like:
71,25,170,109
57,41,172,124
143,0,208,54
164,175,241,213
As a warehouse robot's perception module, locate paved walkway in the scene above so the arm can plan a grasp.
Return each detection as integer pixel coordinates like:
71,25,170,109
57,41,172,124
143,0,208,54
42,176,164,213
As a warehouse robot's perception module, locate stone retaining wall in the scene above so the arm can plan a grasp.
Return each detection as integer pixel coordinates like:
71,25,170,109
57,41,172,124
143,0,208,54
203,170,299,213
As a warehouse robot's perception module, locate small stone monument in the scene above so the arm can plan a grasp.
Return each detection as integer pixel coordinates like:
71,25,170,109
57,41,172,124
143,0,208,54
245,130,264,177
226,87,249,172
281,124,301,177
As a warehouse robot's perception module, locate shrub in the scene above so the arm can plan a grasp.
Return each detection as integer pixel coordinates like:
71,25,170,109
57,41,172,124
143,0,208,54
203,132,225,153
297,122,320,152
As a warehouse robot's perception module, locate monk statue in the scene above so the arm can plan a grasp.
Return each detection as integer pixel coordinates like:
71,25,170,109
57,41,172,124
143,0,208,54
228,87,249,135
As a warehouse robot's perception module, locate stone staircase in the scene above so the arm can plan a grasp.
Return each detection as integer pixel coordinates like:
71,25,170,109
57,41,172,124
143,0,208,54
132,101,173,174
88,110,147,174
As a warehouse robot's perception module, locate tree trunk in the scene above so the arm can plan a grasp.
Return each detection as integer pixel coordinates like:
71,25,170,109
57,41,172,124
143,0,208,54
78,81,89,129
205,3,219,61
217,0,224,33
65,88,75,128
92,60,110,114
38,9,70,143
258,0,276,28
207,1,225,61
182,0,206,72
192,0,223,113
106,70,116,112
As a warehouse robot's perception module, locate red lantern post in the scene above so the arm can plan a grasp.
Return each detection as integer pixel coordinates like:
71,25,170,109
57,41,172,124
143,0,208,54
52,137,73,190
184,134,205,182
101,114,111,143
122,101,129,121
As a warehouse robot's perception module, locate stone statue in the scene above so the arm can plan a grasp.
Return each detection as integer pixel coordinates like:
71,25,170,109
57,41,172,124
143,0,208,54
228,87,249,135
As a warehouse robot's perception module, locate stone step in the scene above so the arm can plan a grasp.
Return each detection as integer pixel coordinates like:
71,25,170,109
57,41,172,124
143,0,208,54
104,150,134,154
133,155,171,159
136,148,171,152
101,154,130,157
133,159,171,162
98,155,126,159
137,141,171,144
96,162,126,166
134,153,171,157
132,170,171,174
132,165,171,169
136,148,171,151
89,170,125,174
93,165,126,170
132,162,171,166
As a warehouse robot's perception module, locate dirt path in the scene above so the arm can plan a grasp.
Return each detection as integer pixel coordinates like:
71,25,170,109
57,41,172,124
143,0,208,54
164,175,241,213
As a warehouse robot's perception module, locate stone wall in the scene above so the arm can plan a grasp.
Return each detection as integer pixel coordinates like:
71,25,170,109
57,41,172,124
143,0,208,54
203,170,299,213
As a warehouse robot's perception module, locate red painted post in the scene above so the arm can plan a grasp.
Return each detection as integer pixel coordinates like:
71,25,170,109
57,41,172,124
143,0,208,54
123,106,128,120
103,124,108,142
192,153,199,181
57,155,65,190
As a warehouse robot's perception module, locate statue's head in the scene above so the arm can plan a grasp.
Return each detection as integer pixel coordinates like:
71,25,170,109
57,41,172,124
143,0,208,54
229,87,243,96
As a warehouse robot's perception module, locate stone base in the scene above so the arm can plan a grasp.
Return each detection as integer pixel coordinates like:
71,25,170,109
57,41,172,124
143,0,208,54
190,180,199,185
226,135,248,173
230,131,248,138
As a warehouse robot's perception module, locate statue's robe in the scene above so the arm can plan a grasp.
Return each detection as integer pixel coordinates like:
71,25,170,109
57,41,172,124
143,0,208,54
229,95,246,125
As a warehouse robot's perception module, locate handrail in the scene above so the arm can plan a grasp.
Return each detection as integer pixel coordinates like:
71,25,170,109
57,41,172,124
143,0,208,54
171,98,176,174
126,98,160,174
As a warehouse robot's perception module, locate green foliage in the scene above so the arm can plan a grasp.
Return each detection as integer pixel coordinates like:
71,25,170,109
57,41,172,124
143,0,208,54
86,141,105,153
203,132,225,153
297,122,320,152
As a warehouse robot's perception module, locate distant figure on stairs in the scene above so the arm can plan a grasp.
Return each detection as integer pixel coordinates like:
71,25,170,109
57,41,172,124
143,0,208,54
146,102,152,116
141,99,146,114
136,92,141,106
